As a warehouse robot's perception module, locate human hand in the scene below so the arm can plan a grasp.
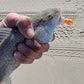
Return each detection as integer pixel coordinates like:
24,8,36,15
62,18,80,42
0,13,55,64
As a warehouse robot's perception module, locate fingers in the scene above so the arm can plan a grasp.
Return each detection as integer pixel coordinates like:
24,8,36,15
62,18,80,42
25,40,49,52
17,43,42,59
14,51,34,64
14,40,49,64
0,13,34,39
0,13,56,64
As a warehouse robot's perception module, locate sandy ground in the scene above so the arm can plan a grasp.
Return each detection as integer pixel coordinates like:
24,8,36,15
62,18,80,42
0,0,84,84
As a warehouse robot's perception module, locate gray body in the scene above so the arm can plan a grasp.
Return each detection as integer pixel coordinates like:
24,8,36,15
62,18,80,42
0,8,63,82
0,28,24,79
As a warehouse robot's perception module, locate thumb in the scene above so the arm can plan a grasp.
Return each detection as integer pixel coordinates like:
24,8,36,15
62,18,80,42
17,16,34,39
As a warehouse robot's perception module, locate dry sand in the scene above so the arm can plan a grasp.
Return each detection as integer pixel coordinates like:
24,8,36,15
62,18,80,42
0,0,84,84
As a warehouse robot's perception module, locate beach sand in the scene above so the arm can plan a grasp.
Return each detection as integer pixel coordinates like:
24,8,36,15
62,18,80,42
0,0,84,84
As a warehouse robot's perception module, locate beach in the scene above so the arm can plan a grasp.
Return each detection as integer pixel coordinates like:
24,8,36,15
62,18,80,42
0,0,84,84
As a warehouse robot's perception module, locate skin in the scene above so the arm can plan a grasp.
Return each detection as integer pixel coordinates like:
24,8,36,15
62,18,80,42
0,13,55,64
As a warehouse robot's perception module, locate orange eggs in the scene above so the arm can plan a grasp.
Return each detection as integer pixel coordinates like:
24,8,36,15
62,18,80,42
64,19,73,25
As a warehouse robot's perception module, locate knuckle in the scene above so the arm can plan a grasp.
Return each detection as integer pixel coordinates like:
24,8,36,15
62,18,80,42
25,39,33,46
25,40,41,52
7,13,18,17
17,43,24,51
17,43,33,57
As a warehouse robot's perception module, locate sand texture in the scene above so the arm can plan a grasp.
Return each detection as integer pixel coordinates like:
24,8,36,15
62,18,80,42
0,0,84,84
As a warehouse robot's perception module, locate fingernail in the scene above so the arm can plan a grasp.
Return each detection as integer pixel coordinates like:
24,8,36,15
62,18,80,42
26,28,34,38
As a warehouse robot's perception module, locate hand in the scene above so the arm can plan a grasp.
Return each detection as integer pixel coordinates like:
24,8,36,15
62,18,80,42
0,13,55,64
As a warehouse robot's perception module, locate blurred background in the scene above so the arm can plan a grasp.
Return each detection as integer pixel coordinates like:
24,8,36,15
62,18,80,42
0,0,84,84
